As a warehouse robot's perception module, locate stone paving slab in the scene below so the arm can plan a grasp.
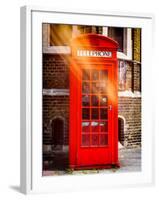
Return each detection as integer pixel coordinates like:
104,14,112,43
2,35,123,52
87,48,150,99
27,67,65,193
43,147,141,176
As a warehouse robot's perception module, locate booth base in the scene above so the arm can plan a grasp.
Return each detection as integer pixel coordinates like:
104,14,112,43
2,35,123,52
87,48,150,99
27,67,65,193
69,162,120,170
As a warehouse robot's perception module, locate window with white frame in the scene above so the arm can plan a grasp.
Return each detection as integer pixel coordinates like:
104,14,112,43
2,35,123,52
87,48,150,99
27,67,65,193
107,27,134,62
108,27,126,53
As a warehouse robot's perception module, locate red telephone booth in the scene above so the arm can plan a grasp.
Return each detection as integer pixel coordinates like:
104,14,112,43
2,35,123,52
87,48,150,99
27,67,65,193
69,34,119,169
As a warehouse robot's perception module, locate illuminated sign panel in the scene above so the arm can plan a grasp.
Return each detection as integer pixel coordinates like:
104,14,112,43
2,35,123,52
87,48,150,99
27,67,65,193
77,50,112,58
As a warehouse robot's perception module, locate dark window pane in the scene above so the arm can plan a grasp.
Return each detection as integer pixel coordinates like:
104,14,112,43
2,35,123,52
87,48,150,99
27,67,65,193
108,28,124,52
82,95,90,106
82,69,90,80
100,109,108,119
82,121,90,132
82,108,90,119
91,134,99,146
91,121,99,132
100,134,108,145
91,95,99,106
100,96,108,106
51,118,64,146
91,108,99,119
92,70,99,80
82,134,90,146
100,121,108,132
82,82,90,94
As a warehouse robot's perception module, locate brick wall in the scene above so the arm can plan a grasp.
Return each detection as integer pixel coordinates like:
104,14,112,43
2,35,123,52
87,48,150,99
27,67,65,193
133,63,141,92
43,95,69,145
118,97,141,147
43,54,70,147
125,62,133,91
43,54,69,89
133,28,141,62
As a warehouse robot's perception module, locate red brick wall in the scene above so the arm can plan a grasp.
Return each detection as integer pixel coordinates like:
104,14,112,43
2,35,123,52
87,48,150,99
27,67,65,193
43,54,69,89
118,97,141,147
133,63,141,92
43,54,70,146
43,95,69,145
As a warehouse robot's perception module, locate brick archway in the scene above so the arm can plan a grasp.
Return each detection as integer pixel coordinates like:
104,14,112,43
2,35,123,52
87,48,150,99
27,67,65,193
118,116,125,146
51,117,64,148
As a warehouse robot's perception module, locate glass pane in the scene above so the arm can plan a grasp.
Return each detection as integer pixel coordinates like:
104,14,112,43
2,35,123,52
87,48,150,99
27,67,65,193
91,95,99,106
82,134,90,146
82,82,90,94
91,134,99,146
92,82,100,94
100,95,108,106
100,121,108,132
100,70,108,80
82,69,90,80
82,108,90,119
91,108,99,119
100,108,108,119
91,121,99,132
100,134,108,145
82,121,90,132
92,70,99,80
99,81,107,93
82,95,90,106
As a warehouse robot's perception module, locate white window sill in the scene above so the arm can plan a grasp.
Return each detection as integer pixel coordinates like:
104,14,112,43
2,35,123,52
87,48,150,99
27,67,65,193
118,91,141,97
43,46,71,54
117,52,132,61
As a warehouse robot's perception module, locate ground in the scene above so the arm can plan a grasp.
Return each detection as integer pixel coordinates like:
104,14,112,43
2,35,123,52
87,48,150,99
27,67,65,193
43,146,141,176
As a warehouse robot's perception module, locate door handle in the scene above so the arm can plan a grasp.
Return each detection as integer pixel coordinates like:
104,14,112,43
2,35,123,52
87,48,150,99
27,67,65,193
108,105,112,110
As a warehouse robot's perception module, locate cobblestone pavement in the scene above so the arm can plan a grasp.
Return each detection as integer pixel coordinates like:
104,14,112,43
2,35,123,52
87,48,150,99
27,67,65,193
43,147,141,176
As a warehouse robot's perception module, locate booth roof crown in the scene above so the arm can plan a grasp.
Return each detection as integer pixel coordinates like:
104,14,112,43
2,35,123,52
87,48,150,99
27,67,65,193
71,33,119,49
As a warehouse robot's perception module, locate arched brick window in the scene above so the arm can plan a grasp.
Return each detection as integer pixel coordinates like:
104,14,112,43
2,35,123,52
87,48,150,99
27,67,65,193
118,117,125,145
51,118,64,147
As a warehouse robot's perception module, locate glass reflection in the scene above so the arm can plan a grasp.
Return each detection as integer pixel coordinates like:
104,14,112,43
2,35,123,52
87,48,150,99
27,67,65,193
100,96,108,106
82,121,90,132
99,121,108,132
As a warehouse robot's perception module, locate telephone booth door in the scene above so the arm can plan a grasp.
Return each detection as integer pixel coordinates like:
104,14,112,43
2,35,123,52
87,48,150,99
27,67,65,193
70,34,119,169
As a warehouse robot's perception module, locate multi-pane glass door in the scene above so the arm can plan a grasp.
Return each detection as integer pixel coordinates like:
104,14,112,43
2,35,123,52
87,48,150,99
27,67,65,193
81,68,110,147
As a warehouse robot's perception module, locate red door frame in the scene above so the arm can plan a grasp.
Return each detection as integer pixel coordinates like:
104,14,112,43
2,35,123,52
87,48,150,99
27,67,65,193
69,34,119,169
